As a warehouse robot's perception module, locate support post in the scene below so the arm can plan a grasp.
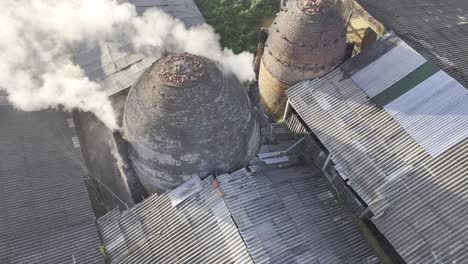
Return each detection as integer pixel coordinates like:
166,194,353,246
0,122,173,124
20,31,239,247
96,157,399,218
322,153,332,172
283,98,291,121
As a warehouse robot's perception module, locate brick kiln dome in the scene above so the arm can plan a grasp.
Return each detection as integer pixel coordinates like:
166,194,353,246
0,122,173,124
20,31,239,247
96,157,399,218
259,0,346,117
297,0,336,13
123,54,260,194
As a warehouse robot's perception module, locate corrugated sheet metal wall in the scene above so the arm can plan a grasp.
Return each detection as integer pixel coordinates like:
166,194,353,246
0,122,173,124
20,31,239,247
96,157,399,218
285,113,367,218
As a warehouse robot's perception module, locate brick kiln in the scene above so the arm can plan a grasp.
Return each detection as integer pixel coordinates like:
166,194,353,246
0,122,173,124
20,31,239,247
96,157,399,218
258,0,347,118
123,53,260,193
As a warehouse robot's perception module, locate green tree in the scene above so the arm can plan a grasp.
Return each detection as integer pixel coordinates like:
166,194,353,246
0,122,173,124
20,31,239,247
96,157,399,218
195,0,280,53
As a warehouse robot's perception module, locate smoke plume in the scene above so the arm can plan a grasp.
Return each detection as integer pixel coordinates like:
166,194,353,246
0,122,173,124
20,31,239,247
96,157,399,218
0,0,255,130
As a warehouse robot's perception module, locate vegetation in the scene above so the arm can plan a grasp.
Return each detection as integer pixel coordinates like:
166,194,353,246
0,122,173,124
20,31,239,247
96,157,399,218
195,0,281,53
99,243,107,257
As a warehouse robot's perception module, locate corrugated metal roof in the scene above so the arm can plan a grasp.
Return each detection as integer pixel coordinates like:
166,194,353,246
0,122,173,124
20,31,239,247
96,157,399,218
284,114,368,218
350,40,426,97
371,61,439,107
384,70,468,157
0,106,103,264
74,0,205,96
286,33,468,263
355,0,468,89
218,167,380,264
97,175,253,264
98,165,379,263
0,92,8,106
130,0,205,26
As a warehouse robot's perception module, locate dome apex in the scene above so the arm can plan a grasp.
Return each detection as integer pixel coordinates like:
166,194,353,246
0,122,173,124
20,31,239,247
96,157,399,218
157,54,205,87
297,0,335,14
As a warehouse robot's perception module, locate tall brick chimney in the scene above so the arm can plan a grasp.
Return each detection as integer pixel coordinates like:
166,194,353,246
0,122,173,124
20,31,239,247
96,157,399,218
258,0,346,118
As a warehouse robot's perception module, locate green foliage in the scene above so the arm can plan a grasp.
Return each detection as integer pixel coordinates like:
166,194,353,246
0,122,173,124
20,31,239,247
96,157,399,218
276,118,285,124
99,243,107,257
195,0,281,53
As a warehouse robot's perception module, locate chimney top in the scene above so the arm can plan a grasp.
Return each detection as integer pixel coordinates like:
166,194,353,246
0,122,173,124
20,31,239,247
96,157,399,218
157,53,205,87
297,0,335,14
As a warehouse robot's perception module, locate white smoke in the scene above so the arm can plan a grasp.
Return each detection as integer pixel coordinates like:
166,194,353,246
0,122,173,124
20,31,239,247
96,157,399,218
131,10,255,82
0,0,255,130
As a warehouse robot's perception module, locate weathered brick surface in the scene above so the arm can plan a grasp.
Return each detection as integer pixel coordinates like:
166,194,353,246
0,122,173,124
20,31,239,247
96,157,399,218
259,0,346,115
258,60,292,118
123,54,260,194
